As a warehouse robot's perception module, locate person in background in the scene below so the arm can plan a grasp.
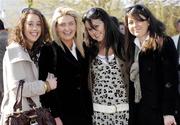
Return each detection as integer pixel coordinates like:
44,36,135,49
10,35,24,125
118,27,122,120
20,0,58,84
172,18,180,125
0,8,57,125
111,16,125,35
0,19,8,109
172,19,180,52
111,16,120,28
82,7,129,125
38,6,93,125
119,21,125,35
125,4,178,125
172,19,180,85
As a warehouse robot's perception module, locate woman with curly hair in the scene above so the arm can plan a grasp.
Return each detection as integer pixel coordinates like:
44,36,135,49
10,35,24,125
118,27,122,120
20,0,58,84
0,8,57,125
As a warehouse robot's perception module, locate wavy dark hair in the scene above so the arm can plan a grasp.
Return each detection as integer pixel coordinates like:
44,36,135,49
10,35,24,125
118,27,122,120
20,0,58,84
82,7,125,61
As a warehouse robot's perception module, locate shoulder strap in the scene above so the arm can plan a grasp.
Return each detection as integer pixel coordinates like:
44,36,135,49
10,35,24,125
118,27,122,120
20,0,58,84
13,80,25,111
13,80,37,112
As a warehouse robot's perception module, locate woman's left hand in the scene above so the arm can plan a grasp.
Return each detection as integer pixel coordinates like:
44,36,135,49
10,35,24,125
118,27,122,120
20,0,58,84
163,115,176,125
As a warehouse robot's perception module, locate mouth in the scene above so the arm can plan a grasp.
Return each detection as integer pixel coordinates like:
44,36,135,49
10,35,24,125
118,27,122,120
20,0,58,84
30,32,39,37
63,31,73,36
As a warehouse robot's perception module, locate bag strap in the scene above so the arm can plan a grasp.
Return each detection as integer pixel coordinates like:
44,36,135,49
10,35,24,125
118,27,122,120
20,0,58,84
13,80,25,112
26,97,37,108
13,80,37,112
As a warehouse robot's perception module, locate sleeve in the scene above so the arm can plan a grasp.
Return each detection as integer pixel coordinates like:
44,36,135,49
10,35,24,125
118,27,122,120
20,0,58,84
7,58,46,97
161,36,179,115
38,44,60,117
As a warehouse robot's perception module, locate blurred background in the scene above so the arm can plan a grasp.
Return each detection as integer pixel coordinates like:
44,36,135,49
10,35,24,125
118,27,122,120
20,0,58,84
0,0,180,35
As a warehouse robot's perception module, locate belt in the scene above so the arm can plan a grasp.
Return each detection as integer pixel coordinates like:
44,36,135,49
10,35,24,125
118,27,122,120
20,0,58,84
93,103,129,114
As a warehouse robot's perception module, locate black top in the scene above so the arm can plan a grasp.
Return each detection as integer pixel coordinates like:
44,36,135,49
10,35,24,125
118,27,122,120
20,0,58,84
38,41,93,119
129,36,179,125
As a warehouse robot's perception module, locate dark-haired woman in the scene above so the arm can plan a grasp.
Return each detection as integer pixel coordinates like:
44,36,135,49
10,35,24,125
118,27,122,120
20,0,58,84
82,7,129,125
125,4,179,125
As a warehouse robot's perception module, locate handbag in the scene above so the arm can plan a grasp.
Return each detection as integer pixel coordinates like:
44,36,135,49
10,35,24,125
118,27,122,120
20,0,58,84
5,80,56,125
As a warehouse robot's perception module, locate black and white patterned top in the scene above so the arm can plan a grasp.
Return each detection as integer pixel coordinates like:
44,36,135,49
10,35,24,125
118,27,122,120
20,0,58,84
91,54,128,105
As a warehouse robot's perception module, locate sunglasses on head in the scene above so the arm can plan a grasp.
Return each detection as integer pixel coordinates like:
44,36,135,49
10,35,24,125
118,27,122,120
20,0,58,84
126,5,146,13
21,7,39,14
126,5,149,20
82,8,99,22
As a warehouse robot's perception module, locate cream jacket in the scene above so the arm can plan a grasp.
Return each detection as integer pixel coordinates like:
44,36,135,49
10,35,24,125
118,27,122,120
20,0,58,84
0,42,46,124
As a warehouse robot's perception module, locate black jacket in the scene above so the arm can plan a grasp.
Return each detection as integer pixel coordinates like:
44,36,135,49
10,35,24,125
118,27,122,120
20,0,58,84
38,41,93,120
130,36,179,125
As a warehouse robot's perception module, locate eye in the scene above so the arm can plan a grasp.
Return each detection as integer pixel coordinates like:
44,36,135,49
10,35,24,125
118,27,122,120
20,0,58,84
37,23,41,26
94,25,99,29
58,23,66,27
28,23,33,26
87,28,93,32
69,21,75,26
128,20,134,25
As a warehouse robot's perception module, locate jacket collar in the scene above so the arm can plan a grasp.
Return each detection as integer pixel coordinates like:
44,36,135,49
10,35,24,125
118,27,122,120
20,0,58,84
7,42,32,64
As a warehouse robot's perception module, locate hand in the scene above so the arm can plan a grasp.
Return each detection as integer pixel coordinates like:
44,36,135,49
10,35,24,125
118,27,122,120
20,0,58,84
46,78,57,90
46,73,57,90
164,115,176,125
54,117,63,125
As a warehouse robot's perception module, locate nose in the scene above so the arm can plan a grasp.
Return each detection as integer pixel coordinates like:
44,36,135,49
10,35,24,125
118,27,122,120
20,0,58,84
91,29,97,35
64,25,70,31
32,25,38,30
133,21,141,27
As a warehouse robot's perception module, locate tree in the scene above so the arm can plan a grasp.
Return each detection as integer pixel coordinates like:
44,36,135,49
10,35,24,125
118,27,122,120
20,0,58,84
26,0,33,8
31,0,180,35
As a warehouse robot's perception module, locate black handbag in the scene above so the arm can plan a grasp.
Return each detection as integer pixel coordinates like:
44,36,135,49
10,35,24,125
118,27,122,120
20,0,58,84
5,80,56,125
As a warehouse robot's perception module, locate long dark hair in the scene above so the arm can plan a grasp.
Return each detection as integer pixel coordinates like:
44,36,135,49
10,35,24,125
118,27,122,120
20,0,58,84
124,4,166,64
82,7,125,61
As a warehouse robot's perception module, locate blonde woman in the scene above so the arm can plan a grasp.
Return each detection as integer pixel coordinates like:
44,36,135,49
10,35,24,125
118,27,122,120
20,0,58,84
38,7,93,125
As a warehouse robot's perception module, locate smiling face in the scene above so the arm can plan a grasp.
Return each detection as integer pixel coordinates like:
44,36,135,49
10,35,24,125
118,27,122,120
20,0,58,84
127,15,149,41
24,14,41,49
85,19,105,43
56,15,76,43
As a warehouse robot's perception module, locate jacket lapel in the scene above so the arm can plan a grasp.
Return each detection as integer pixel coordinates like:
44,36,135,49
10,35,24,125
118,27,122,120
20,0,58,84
7,43,38,79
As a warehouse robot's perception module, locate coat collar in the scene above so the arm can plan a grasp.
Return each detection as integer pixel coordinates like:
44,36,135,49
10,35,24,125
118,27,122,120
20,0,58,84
6,42,39,79
7,42,32,64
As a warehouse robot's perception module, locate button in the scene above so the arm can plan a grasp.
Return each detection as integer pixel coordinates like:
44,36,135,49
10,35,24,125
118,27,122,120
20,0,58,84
165,82,172,88
76,87,80,90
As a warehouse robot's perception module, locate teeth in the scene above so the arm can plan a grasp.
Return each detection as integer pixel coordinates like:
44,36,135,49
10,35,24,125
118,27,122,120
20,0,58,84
64,32,71,35
31,32,38,36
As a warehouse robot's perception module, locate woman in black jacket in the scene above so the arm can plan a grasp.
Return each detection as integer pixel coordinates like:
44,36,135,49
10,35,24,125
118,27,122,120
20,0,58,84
38,7,93,125
125,4,179,125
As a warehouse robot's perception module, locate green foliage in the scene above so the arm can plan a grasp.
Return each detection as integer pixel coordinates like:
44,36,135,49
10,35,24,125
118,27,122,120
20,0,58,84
26,0,33,8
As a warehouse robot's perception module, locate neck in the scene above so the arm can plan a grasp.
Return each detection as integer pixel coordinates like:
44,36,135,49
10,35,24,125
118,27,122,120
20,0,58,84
138,33,149,46
27,43,33,50
99,47,113,56
63,40,73,50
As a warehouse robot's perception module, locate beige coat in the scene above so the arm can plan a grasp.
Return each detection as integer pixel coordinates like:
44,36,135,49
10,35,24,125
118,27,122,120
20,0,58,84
0,42,46,125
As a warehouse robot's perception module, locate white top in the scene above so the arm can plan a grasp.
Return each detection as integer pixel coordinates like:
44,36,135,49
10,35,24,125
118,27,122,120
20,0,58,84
97,54,114,64
70,41,78,60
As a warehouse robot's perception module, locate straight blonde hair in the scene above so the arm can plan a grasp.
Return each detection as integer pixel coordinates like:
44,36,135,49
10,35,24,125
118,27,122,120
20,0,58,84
51,7,85,57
